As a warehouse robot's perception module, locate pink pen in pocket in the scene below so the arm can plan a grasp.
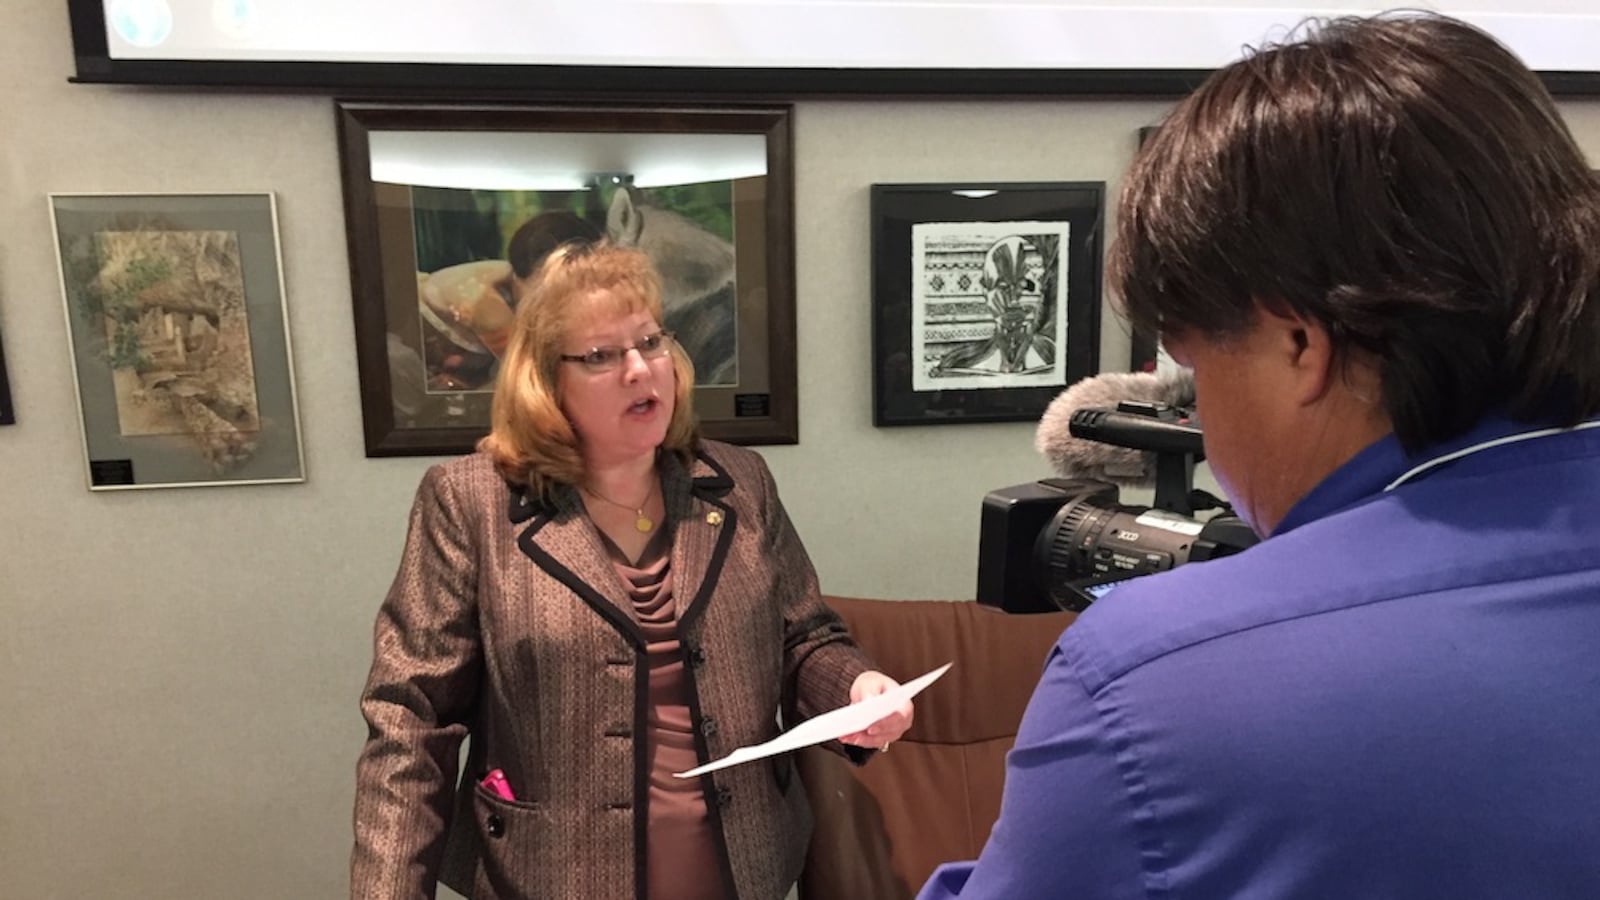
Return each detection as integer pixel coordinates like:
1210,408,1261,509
481,769,516,801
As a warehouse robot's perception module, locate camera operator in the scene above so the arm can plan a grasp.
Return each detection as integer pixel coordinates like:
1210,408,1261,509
921,12,1600,900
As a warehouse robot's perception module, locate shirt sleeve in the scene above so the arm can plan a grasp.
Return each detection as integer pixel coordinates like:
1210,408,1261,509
916,642,1151,900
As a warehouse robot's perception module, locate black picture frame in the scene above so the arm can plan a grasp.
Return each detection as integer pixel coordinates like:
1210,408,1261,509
0,325,14,426
870,182,1103,426
336,101,798,457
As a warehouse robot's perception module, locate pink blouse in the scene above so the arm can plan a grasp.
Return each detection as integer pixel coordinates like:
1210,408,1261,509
607,530,729,900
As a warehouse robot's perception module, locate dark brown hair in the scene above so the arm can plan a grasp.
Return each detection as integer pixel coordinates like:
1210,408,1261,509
507,211,602,280
1109,13,1600,449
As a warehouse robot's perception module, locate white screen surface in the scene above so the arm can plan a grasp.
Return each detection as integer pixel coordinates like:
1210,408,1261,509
101,1,1600,73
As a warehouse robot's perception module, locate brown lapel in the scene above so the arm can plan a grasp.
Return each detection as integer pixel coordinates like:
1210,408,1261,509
514,481,643,643
507,446,739,644
663,449,738,627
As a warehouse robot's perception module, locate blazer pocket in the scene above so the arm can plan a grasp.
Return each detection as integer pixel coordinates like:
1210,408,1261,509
472,778,544,811
470,784,548,899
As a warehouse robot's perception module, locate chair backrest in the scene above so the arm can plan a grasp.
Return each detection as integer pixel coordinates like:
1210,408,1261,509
797,596,1076,900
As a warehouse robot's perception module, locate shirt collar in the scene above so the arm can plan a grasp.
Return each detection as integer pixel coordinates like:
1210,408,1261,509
1271,414,1558,537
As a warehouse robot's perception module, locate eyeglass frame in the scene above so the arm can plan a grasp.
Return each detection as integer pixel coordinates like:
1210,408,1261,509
557,329,677,373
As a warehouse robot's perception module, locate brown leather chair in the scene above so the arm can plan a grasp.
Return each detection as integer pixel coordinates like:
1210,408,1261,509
797,597,1077,900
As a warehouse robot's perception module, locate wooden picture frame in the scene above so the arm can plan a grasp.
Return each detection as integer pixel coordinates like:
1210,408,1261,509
49,192,305,490
870,182,1104,426
335,101,798,456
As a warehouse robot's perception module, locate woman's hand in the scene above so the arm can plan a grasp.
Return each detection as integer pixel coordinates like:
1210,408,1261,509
839,670,915,751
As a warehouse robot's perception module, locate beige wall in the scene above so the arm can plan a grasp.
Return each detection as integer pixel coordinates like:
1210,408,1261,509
3,0,1598,896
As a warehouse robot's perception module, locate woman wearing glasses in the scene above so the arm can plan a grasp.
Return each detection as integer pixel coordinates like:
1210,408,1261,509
352,241,913,900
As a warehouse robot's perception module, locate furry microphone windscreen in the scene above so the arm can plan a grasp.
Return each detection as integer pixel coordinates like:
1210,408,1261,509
1035,369,1196,485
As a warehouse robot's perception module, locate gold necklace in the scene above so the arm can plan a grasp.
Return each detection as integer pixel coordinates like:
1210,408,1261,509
583,478,659,533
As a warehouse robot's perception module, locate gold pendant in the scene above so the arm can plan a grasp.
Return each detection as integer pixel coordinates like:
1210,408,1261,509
635,514,654,533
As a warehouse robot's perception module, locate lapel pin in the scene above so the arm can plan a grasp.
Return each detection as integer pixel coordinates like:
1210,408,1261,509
706,510,724,526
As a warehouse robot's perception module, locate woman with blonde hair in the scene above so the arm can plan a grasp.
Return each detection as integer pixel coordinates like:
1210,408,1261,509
353,240,911,900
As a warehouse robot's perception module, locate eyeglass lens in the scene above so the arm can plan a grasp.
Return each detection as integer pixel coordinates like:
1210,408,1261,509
577,331,671,370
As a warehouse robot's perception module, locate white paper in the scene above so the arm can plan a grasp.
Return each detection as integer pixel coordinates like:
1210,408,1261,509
673,662,951,778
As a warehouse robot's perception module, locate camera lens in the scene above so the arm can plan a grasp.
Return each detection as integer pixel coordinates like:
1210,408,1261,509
1035,495,1208,610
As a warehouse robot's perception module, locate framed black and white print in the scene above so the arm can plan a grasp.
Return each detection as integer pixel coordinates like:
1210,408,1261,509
870,182,1103,426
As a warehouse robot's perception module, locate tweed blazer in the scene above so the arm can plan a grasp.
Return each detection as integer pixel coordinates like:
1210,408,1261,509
351,440,874,900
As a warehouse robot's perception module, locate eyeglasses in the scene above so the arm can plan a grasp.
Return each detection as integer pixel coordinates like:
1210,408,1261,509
558,330,675,373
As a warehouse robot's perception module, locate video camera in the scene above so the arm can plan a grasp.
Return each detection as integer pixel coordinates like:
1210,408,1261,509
976,400,1258,614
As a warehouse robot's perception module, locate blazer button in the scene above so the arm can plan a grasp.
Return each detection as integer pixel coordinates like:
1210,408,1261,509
485,814,505,838
700,716,718,737
716,786,734,809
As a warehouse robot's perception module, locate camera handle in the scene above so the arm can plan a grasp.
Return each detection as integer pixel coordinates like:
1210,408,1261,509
1153,451,1198,516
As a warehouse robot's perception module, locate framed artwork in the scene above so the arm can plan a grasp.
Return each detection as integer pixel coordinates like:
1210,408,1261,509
870,182,1104,426
49,193,305,490
336,101,797,456
0,325,14,425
